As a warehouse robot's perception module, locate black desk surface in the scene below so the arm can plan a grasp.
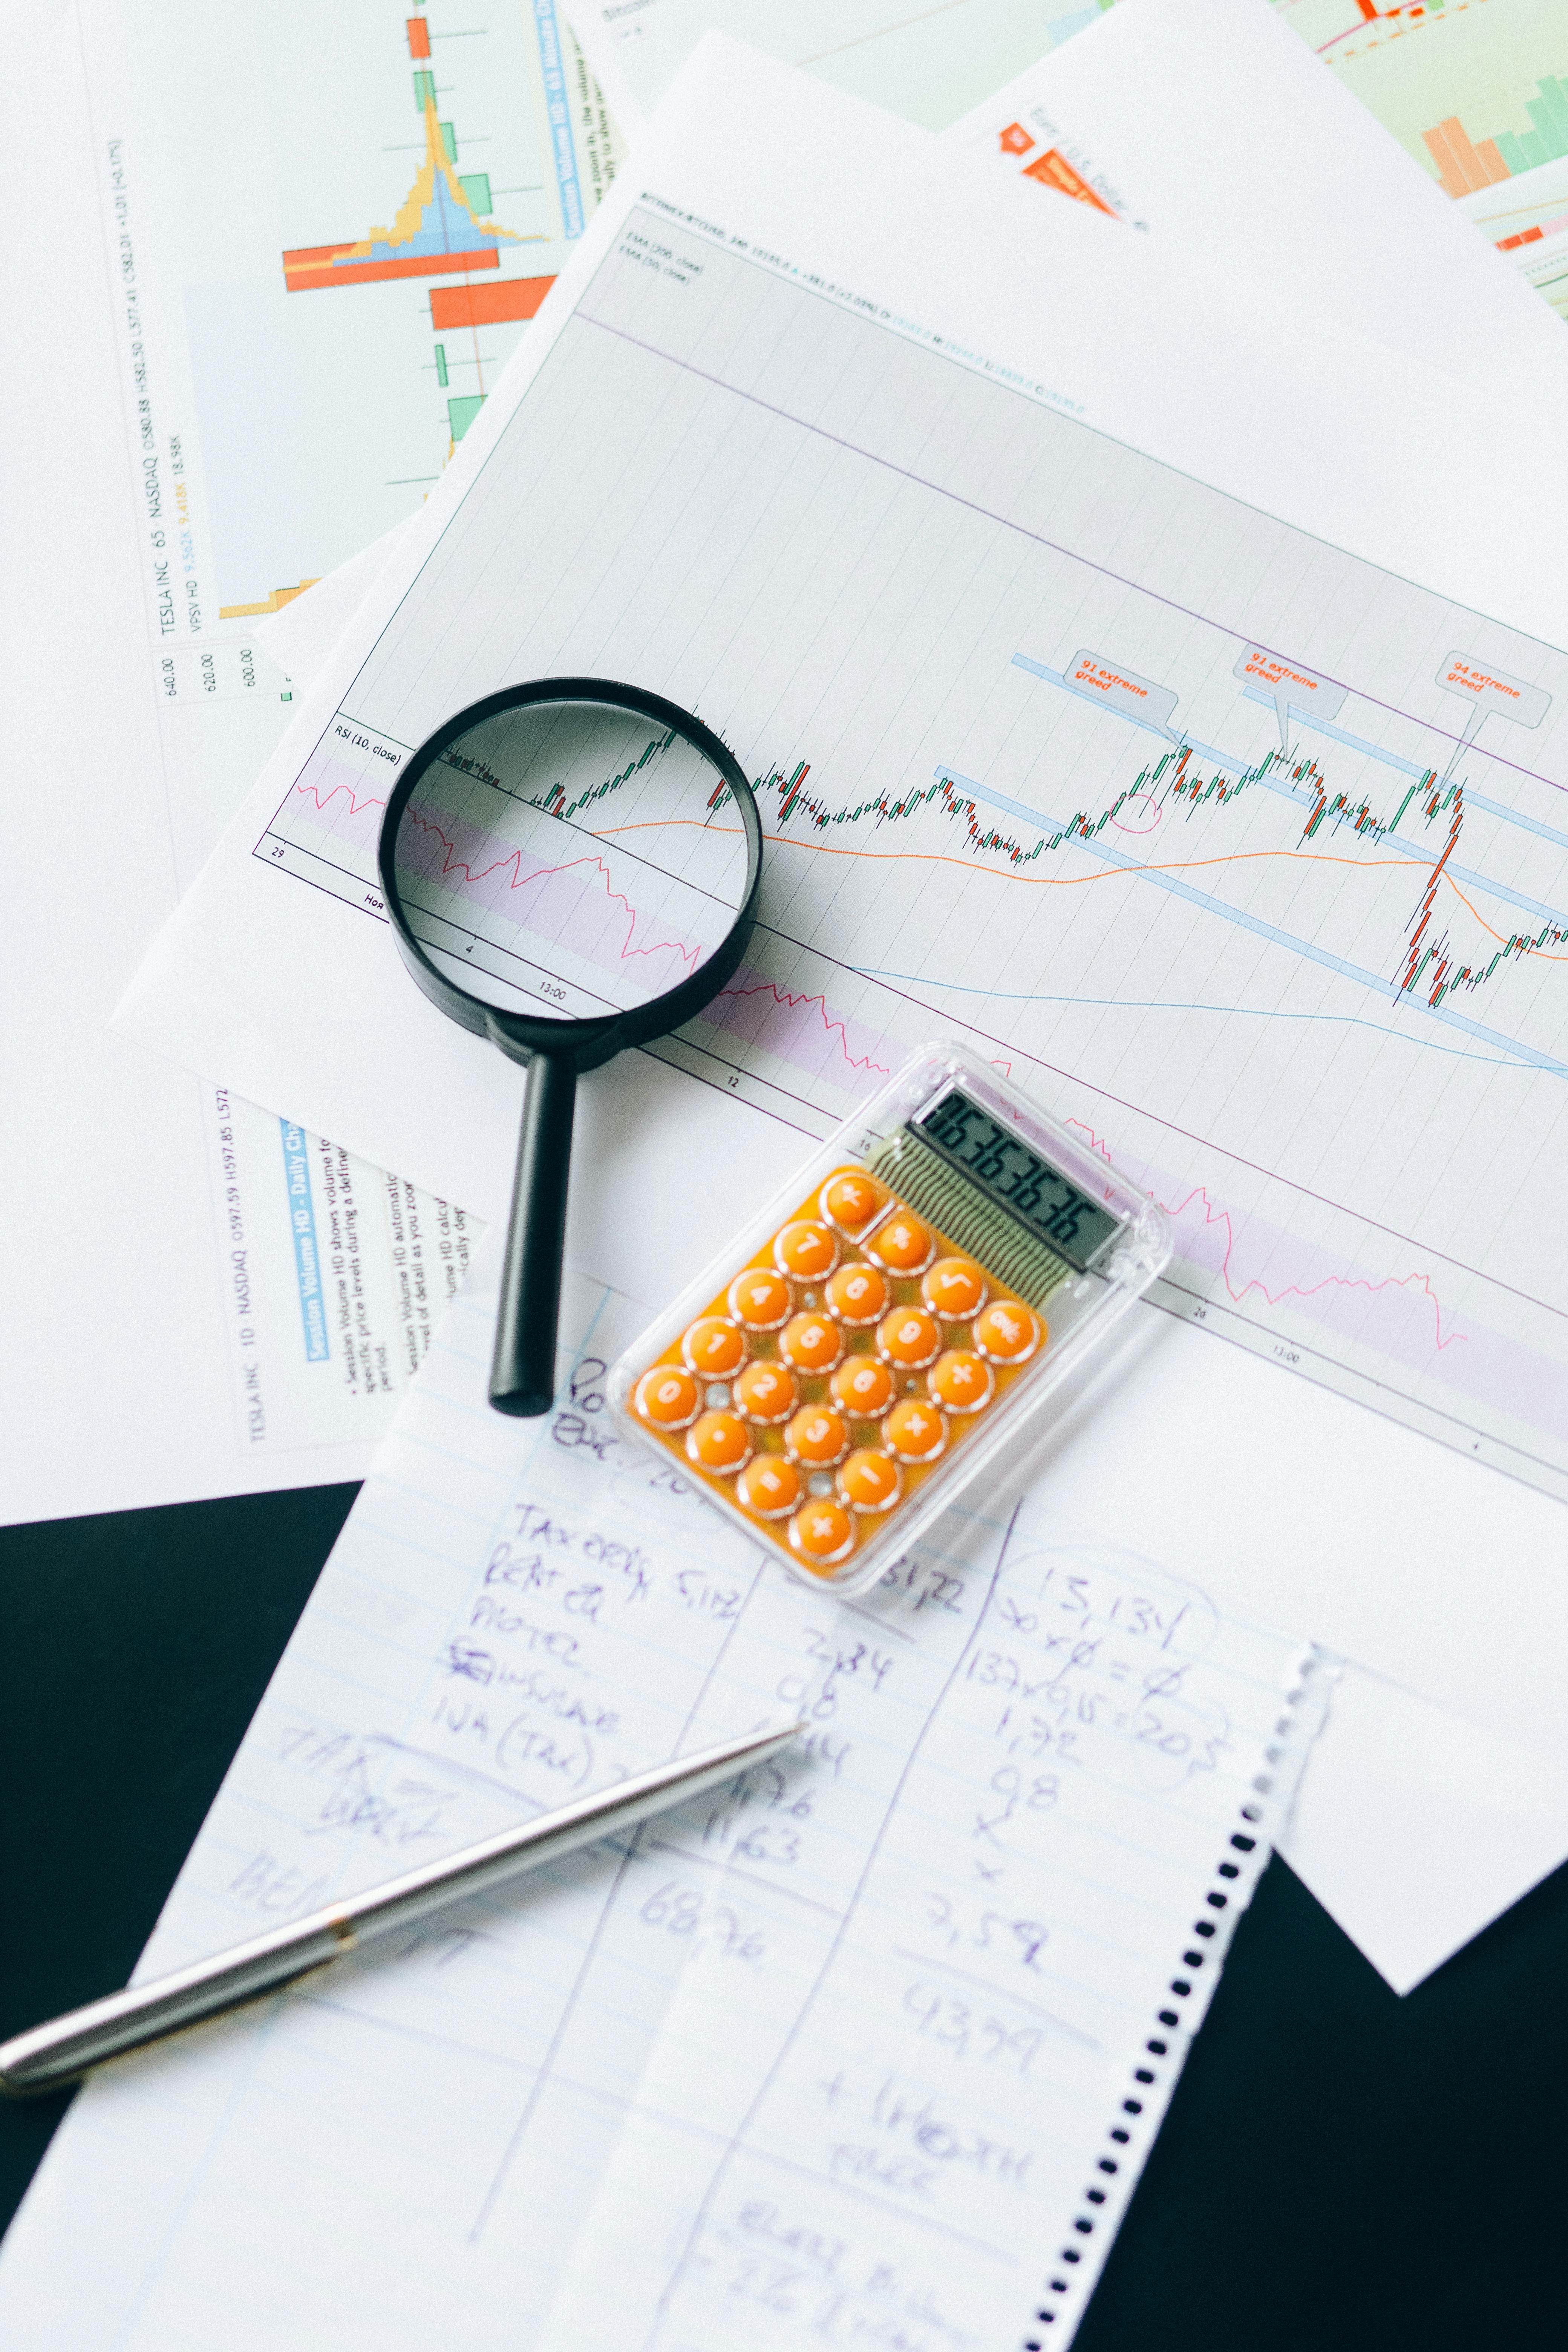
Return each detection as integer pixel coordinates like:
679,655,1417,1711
3,1490,1564,2346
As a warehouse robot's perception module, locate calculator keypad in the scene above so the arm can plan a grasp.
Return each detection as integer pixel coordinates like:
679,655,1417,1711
631,1165,1049,1580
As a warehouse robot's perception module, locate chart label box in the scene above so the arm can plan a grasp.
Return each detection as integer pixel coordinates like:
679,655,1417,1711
1436,653,1550,731
1233,646,1347,746
1067,652,1179,741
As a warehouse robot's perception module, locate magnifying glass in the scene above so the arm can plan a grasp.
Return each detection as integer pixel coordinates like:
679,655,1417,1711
377,678,762,1418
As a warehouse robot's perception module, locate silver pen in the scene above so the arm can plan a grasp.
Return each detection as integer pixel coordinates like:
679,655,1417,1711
0,1719,803,2098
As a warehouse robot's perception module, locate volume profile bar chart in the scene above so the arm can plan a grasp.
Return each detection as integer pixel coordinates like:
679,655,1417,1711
282,18,521,292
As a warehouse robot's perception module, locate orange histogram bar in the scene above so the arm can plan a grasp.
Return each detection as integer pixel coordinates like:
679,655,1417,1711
1423,115,1511,198
429,274,556,329
283,242,501,291
219,579,319,620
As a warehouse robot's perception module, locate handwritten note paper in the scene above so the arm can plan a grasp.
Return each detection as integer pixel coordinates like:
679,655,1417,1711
0,1249,1321,2349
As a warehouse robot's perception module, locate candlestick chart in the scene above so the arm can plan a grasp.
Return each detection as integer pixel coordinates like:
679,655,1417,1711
276,650,1567,1073
273,697,1568,1210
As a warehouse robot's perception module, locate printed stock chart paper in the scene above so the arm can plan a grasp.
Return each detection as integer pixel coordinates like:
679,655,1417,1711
567,0,1568,324
121,49,1568,1509
938,0,1568,398
2,0,619,1519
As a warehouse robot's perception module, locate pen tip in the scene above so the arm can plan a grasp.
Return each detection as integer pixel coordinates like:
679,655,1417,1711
735,1718,806,1755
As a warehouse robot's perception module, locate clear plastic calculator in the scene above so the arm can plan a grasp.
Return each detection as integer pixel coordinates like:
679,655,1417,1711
610,1043,1172,1594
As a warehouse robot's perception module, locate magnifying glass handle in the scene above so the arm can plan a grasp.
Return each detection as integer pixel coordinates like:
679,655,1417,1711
490,1050,577,1416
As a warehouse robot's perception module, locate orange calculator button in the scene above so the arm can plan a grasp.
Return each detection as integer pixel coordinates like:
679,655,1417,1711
735,1360,797,1423
877,1307,942,1370
789,1499,856,1568
681,1317,747,1378
830,1356,895,1417
825,1262,888,1326
883,1397,948,1462
774,1220,839,1280
780,1312,844,1374
922,1256,989,1320
973,1300,1044,1364
686,1411,752,1475
928,1349,994,1414
729,1266,793,1331
784,1407,851,1467
865,1207,935,1275
819,1170,887,1236
737,1456,802,1519
634,1366,701,1431
838,1448,901,1513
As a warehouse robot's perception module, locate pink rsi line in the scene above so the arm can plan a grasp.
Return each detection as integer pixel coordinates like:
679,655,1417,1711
296,779,387,822
404,806,704,974
1065,1117,1464,1352
712,977,893,1076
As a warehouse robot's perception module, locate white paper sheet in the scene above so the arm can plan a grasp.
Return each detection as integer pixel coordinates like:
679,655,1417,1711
574,0,1568,335
0,0,621,1523
567,0,1086,133
1281,1662,1568,1994
939,0,1568,395
0,1237,1321,2347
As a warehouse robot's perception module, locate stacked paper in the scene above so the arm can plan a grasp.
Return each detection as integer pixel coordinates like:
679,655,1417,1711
5,1,1568,2341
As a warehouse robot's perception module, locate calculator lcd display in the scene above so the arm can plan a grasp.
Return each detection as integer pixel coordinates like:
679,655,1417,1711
913,1088,1121,1272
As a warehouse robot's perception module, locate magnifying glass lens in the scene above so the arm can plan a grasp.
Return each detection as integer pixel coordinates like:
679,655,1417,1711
389,700,752,1024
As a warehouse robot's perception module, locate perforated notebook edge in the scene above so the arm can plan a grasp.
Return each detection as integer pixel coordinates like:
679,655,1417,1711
1016,1644,1341,2350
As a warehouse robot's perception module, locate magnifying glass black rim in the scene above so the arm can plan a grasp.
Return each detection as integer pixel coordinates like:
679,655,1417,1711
375,675,763,1067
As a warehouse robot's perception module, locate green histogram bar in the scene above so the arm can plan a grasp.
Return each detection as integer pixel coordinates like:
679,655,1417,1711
448,394,485,442
459,171,492,214
434,343,449,387
1494,77,1568,176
